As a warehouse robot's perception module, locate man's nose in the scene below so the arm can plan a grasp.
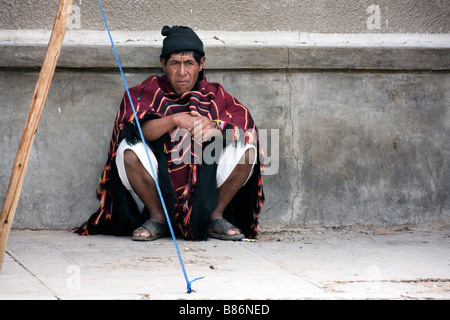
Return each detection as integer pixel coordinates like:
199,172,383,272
178,63,187,76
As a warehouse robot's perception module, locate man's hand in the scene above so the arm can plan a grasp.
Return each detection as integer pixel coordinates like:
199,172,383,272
174,110,221,142
142,110,222,142
190,110,221,142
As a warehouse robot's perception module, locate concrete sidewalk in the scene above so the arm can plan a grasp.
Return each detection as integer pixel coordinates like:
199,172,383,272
1,224,449,300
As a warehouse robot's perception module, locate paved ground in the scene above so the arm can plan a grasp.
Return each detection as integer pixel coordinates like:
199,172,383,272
1,223,449,300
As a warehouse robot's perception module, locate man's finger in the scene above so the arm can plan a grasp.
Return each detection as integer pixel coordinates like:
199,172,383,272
202,128,222,142
190,110,201,117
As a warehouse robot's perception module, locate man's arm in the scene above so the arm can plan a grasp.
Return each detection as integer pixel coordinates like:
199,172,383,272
141,114,180,142
141,111,219,142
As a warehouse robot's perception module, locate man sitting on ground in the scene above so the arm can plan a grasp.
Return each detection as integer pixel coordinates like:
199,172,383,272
74,26,264,241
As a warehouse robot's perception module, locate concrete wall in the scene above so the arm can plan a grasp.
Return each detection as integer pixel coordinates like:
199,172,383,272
0,1,449,229
1,0,449,33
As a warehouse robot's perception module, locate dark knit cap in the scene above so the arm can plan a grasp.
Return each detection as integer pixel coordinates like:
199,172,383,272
160,25,205,59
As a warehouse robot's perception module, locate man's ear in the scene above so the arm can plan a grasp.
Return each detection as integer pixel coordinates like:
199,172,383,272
160,58,166,72
199,56,206,71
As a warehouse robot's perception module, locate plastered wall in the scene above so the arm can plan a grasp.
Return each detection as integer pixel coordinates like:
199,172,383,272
0,1,449,229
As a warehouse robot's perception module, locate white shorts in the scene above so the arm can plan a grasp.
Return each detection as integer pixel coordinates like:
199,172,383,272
115,139,256,212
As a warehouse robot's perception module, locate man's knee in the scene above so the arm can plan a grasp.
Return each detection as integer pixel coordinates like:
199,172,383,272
242,147,256,166
123,149,140,170
122,146,159,186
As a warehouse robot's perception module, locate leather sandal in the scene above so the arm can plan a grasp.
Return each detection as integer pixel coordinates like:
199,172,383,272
132,220,169,241
207,218,245,241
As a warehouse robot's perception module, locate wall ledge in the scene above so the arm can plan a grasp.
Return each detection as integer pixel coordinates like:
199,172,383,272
1,30,449,70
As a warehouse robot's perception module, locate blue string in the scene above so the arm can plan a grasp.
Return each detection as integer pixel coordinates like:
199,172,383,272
97,0,203,294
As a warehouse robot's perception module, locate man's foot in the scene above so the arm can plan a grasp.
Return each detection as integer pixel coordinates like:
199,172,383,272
207,218,245,241
132,220,169,241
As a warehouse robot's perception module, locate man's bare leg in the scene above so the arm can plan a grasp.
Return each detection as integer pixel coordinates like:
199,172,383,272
124,147,255,238
209,148,255,236
123,149,166,238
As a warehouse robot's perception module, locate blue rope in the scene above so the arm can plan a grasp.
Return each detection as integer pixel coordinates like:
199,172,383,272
97,0,203,293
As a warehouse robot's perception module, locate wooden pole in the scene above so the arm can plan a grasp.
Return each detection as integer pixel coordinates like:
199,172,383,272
0,0,73,271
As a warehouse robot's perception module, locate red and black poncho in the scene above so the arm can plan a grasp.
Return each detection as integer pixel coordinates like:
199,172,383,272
74,73,264,240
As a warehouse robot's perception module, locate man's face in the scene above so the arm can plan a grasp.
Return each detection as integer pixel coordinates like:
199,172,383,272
161,52,205,94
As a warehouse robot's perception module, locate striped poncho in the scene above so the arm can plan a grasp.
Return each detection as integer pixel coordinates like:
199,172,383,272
74,73,264,239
